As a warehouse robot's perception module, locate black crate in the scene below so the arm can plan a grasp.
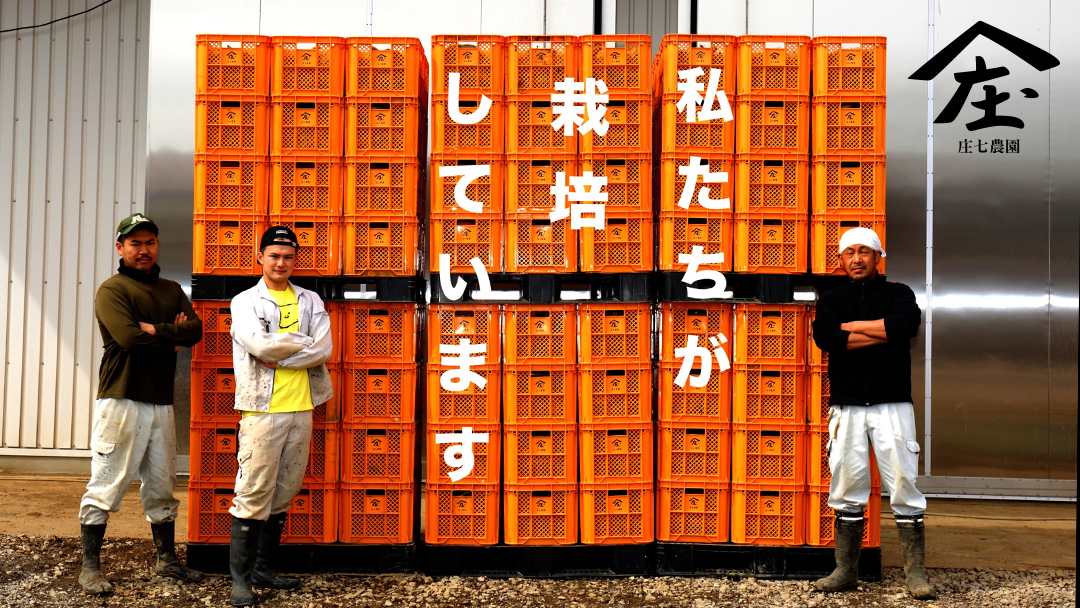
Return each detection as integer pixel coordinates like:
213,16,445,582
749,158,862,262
423,544,653,577
186,543,416,575
656,543,881,581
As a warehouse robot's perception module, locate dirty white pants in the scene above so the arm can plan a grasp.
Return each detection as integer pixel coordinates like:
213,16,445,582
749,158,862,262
78,398,179,525
828,402,927,517
229,411,312,521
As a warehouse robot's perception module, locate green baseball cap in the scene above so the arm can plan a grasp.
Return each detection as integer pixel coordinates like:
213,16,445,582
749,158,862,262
116,213,159,241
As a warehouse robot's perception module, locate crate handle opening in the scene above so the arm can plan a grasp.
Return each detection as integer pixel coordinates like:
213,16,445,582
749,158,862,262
369,369,388,376
295,222,315,229
607,429,628,436
370,309,390,316
365,489,387,496
296,162,316,169
529,310,550,317
532,490,552,497
456,219,477,227
214,488,233,495
685,487,706,495
761,430,782,437
763,160,784,167
840,161,861,168
764,100,784,108
688,309,708,316
531,430,552,437
840,221,862,228
371,222,390,229
371,162,391,170
691,40,712,49
296,488,311,496
529,370,551,377
221,40,242,48
367,428,388,436
762,219,783,226
221,100,242,108
215,428,237,436
608,489,629,496
605,369,626,377
689,368,703,375
762,310,782,317
220,221,240,228
605,41,627,49
530,41,553,49
455,159,478,166
761,490,781,497
604,310,625,316
220,308,231,315
458,41,479,48
453,310,475,317
607,158,626,166
687,428,706,436
371,43,393,51
531,100,553,108
373,103,391,110
761,370,782,377
608,99,626,107
531,219,551,227
452,490,473,497
296,42,318,50
688,218,708,225
841,42,862,50
765,41,785,49
296,102,316,109
459,100,479,108
217,368,234,375
841,102,861,109
221,161,240,168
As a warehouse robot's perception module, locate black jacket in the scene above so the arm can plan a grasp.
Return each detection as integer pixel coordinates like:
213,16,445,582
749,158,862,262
812,275,922,406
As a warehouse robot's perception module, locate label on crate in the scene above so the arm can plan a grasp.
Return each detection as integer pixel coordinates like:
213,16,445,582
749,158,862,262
685,490,706,513
605,373,627,394
760,493,782,515
532,106,551,126
762,164,784,185
366,432,389,454
761,373,782,395
686,431,707,453
606,104,626,124
295,167,315,186
213,490,233,513
455,222,478,244
688,315,708,333
453,314,476,335
608,493,630,514
369,224,390,247
452,492,474,515
764,105,785,126
366,372,389,393
531,494,552,515
841,106,862,127
373,50,394,69
841,165,862,186
531,223,552,244
531,48,552,66
763,45,786,67
761,313,783,335
291,490,312,514
841,48,863,67
531,434,553,455
760,432,783,455
221,106,243,126
531,164,552,184
687,222,708,242
294,225,317,248
221,47,244,66
215,310,233,332
606,432,629,454
457,45,480,66
221,166,242,185
691,46,712,66
608,222,629,243
365,492,387,514
297,107,317,127
604,313,625,334
215,430,236,453
606,164,626,183
531,374,551,394
216,372,236,393
530,315,551,335
371,106,392,126
368,311,390,333
370,166,391,186
297,49,318,68
607,47,626,65
761,224,784,244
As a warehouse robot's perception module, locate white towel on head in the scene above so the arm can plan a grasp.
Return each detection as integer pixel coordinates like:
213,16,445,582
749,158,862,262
837,227,886,257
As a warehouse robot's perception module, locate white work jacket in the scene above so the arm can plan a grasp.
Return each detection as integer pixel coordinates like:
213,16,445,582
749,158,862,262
229,280,333,413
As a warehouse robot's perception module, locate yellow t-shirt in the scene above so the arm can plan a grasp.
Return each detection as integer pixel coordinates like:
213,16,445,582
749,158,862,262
243,285,313,417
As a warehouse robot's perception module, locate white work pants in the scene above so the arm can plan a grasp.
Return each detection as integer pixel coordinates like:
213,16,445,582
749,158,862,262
828,402,927,517
229,411,312,521
78,398,179,525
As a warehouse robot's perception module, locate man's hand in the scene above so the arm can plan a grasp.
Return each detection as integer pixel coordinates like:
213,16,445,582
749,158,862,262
139,322,157,336
175,312,188,324
841,320,888,340
259,359,277,369
847,332,887,350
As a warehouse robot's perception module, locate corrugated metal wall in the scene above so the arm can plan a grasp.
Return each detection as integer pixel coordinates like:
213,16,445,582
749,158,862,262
0,0,150,453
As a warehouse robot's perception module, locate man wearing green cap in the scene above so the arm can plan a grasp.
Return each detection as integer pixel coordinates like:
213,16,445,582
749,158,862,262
77,213,205,594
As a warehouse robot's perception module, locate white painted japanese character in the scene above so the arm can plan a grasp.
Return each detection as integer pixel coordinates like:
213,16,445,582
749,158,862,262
680,245,730,299
435,426,490,482
447,72,493,125
677,156,730,211
439,338,488,392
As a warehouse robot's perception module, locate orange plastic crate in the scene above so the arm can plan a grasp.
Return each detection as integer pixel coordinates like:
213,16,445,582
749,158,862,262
734,153,809,213
343,215,419,276
581,36,652,94
432,35,507,96
579,422,654,483
505,154,576,213
580,481,654,545
736,94,810,155
504,364,577,424
733,363,807,424
305,423,341,483
505,483,578,545
808,365,830,425
188,422,338,483
189,365,239,423
194,154,270,215
429,212,504,275
813,37,887,97
280,482,338,544
431,154,504,214
732,422,806,484
730,483,805,545
734,303,808,365
432,93,506,154
341,362,417,423
195,94,270,155
346,97,425,157
268,214,341,276
733,211,808,274
340,422,416,483
271,96,344,156
187,481,236,543
658,363,732,424
579,363,653,424
812,154,886,216
813,96,886,156
659,93,735,155
505,423,577,484
272,36,345,97
508,36,580,94
656,35,737,96
345,156,421,215
659,302,733,363
660,154,734,214
193,214,264,275
425,365,502,424
424,483,500,545
659,421,731,482
578,303,651,365
736,36,811,95
659,210,734,273
196,35,272,95
191,301,235,364
806,484,882,547
812,214,887,276
427,422,501,484
504,304,577,366
579,94,652,154
656,480,730,543
580,211,654,273
270,155,343,215
580,152,652,211
506,211,578,273
338,482,415,544
341,301,418,364
507,94,578,154
347,37,428,98
322,361,343,424
427,304,502,367
808,425,881,487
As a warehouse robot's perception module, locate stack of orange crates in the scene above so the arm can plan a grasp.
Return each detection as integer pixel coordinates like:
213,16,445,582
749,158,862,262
430,36,507,275
337,301,419,544
810,37,887,275
424,304,503,545
269,36,345,276
344,37,427,276
733,36,811,274
578,303,654,544
730,303,808,545
579,35,654,273
654,35,737,273
657,303,733,543
503,305,579,544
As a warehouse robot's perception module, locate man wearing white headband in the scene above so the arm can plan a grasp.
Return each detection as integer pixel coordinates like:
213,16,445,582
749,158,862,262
812,228,935,599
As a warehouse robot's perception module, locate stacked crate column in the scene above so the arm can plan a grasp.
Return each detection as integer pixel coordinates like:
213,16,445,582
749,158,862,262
430,155,505,275
659,154,734,272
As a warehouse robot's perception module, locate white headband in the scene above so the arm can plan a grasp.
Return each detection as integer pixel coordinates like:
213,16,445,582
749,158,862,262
838,227,886,258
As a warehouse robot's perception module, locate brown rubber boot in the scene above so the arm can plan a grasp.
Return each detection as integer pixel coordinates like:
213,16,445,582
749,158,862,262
79,524,113,594
814,512,864,591
897,514,937,599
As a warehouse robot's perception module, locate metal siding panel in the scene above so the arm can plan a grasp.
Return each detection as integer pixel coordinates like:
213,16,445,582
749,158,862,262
747,0,812,36
696,1,745,35
0,0,19,446
114,0,137,219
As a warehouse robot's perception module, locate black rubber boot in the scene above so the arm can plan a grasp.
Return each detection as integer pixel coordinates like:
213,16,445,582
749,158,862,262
814,512,864,591
897,515,937,599
252,513,302,590
230,517,262,607
150,521,205,582
78,523,113,594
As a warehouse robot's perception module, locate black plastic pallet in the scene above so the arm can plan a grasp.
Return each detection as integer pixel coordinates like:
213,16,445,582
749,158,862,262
659,272,850,304
186,542,416,575
423,543,653,577
429,273,651,304
655,543,881,581
191,275,423,302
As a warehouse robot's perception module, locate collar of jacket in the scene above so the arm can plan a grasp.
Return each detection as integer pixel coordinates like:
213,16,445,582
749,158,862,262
253,277,312,304
847,273,886,291
117,260,161,284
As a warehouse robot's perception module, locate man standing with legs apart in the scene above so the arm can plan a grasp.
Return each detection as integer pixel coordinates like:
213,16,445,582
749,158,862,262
79,213,205,593
812,228,935,599
228,226,333,606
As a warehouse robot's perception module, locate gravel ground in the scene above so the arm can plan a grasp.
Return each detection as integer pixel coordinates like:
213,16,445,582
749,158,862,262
0,534,1073,608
